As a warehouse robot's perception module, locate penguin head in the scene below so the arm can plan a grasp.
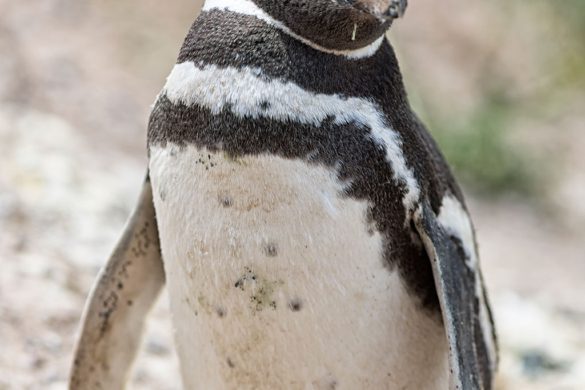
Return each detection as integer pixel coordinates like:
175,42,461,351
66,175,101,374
252,0,407,51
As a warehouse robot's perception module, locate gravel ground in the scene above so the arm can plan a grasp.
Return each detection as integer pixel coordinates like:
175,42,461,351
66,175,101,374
1,0,584,389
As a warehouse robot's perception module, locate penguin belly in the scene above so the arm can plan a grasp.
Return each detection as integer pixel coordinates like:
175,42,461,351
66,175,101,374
149,144,449,390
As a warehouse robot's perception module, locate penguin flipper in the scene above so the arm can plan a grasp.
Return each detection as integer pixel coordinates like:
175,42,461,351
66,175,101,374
70,174,165,389
413,201,497,390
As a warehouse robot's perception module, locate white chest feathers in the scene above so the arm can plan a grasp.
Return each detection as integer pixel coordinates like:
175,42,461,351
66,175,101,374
149,144,448,390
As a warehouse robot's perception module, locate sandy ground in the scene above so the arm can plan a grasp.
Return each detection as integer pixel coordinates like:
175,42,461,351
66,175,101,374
1,0,584,389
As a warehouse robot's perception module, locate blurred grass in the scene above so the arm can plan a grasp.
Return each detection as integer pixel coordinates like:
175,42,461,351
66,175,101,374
413,78,545,200
411,0,585,199
431,91,540,197
547,1,585,93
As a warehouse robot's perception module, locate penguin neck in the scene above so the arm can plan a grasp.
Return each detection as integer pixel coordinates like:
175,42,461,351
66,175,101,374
201,0,388,59
178,19,410,117
185,0,412,120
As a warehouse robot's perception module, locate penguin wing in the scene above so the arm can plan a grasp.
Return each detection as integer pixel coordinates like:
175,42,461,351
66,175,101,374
70,174,165,389
413,201,497,390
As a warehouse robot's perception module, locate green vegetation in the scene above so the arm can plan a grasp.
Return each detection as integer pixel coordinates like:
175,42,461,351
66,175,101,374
408,0,585,200
429,91,540,198
545,0,585,91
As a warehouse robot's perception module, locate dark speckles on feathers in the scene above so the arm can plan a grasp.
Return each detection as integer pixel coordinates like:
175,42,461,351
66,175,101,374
220,195,233,208
259,100,271,111
98,291,119,336
264,243,278,257
234,267,256,290
158,188,167,202
289,298,303,312
216,307,227,318
195,153,217,170
130,222,152,258
116,260,132,279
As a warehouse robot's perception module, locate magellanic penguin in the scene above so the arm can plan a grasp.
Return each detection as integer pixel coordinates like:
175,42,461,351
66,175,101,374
70,0,498,389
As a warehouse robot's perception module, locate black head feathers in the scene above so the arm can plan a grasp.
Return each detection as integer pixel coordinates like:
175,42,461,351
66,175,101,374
252,0,407,51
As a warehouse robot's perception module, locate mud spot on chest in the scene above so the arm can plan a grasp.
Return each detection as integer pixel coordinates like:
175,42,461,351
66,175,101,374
234,266,284,312
251,289,278,311
234,267,256,290
197,295,213,315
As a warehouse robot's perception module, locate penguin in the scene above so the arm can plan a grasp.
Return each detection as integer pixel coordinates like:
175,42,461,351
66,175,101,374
70,0,497,389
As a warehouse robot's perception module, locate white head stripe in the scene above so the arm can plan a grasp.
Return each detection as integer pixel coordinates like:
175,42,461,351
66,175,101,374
202,0,385,59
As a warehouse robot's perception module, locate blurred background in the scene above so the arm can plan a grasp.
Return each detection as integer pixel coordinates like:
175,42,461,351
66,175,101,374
0,0,583,388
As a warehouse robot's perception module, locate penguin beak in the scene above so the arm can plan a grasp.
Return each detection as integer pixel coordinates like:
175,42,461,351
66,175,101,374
344,0,408,21
385,0,408,19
